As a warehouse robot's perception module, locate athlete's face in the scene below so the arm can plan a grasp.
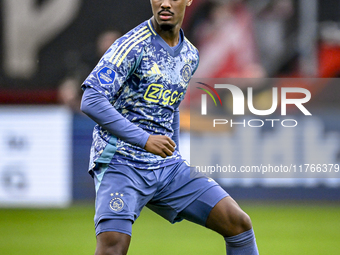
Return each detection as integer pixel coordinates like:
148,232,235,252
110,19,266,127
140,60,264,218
150,0,193,31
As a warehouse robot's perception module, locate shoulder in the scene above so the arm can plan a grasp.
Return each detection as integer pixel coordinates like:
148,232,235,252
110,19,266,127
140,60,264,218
182,36,199,63
101,21,154,68
184,36,199,55
181,36,199,74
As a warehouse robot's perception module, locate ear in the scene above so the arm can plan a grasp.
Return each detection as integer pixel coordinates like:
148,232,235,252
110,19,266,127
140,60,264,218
187,0,193,7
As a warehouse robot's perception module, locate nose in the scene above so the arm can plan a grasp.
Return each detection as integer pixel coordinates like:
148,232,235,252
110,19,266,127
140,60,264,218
161,0,171,9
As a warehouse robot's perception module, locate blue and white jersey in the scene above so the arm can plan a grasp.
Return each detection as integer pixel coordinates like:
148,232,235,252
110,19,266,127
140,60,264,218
82,19,199,171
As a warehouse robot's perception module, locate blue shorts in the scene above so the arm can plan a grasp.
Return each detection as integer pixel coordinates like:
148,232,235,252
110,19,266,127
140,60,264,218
93,160,229,236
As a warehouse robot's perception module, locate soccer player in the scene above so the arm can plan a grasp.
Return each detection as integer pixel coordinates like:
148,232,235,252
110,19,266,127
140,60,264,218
80,0,259,254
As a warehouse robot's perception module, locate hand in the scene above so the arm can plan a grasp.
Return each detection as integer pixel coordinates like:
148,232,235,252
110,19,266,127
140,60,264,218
144,135,176,158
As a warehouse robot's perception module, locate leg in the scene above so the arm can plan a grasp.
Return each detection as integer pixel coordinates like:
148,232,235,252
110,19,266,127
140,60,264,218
148,161,258,254
206,196,252,237
205,196,259,255
180,186,259,254
95,231,131,255
92,164,158,255
94,219,133,255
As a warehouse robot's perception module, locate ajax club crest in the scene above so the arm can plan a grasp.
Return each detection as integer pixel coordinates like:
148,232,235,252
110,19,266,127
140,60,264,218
181,64,191,83
109,193,125,212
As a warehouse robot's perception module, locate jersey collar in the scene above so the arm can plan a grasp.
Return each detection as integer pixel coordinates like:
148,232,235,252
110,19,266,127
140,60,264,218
147,19,184,57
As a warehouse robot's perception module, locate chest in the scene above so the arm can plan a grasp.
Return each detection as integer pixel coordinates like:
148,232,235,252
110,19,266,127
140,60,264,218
135,47,194,107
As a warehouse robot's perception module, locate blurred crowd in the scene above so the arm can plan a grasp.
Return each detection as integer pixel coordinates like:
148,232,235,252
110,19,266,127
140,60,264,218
183,0,340,79
56,0,340,115
57,30,121,111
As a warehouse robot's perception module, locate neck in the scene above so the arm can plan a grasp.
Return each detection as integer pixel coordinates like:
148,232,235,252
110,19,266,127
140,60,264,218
151,17,181,47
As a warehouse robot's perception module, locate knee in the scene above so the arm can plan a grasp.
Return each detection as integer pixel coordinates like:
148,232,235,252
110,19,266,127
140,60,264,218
233,210,252,234
95,245,126,255
206,197,253,237
220,209,252,237
95,232,130,255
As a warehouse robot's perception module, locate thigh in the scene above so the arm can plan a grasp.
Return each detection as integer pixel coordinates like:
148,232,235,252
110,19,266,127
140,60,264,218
178,185,229,226
147,161,227,223
94,163,157,236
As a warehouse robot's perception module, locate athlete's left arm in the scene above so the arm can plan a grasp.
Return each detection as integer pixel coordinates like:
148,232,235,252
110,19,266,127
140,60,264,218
171,108,180,152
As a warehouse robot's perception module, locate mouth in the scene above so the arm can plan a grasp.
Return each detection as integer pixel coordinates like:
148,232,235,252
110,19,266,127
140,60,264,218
158,10,173,21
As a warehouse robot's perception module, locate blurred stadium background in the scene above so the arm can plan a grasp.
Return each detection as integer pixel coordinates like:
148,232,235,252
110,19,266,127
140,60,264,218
0,0,340,254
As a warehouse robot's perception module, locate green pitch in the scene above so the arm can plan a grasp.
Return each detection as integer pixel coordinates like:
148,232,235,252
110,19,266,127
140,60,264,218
0,202,339,255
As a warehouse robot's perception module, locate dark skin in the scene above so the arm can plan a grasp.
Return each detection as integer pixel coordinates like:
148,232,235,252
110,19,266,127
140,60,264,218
95,1,252,254
144,135,176,158
150,0,193,46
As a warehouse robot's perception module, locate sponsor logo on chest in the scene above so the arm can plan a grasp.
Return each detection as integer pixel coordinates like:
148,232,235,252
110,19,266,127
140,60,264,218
144,84,184,106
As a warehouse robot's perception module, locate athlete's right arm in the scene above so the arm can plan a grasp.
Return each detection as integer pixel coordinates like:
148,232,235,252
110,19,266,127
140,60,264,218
81,87,175,158
81,26,175,158
144,135,176,159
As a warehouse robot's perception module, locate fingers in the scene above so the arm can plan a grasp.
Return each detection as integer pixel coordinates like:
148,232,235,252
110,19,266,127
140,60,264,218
158,137,175,158
168,138,176,148
162,146,174,158
144,135,176,158
159,152,167,158
165,137,175,153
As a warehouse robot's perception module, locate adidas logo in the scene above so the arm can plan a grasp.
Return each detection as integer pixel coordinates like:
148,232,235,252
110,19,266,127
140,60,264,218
147,63,161,75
